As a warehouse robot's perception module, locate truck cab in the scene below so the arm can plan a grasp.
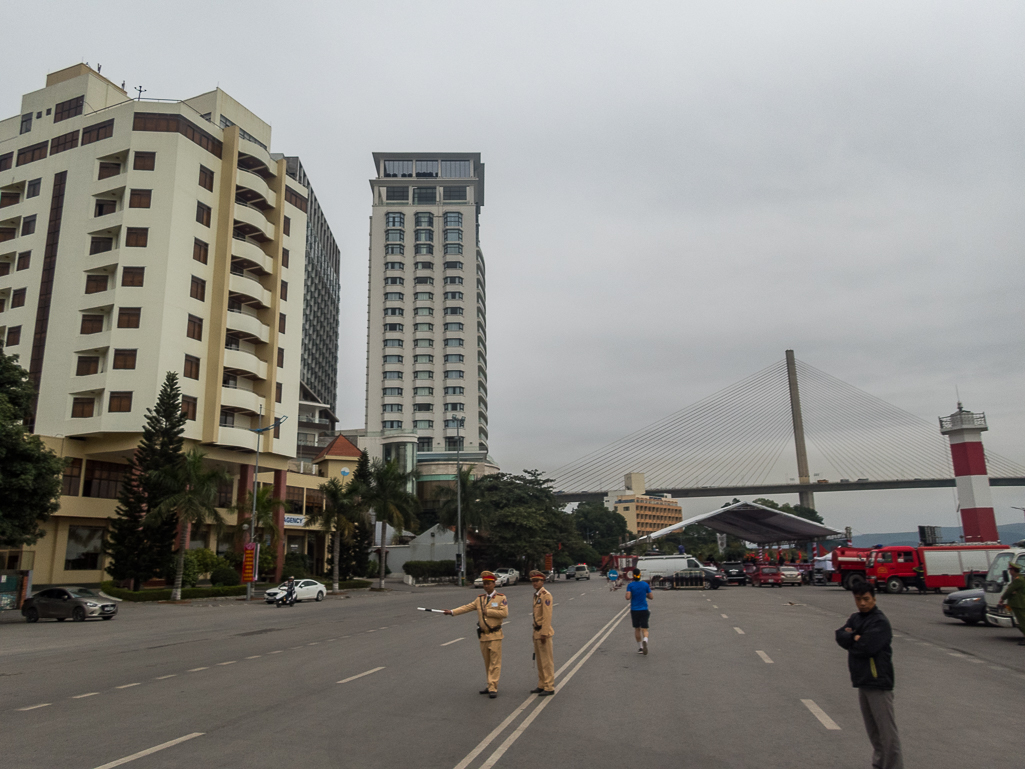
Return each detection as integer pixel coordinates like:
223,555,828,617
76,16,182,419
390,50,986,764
866,547,921,594
984,547,1025,628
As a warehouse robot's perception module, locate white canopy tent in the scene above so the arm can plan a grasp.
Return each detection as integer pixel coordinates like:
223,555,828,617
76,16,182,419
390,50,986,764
624,500,841,548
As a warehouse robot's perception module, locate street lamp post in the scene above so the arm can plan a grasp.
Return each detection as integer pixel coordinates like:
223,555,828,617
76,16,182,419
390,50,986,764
455,414,464,587
245,407,288,601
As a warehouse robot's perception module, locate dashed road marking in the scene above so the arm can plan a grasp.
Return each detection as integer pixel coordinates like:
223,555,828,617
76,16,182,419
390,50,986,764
801,699,841,730
91,731,204,769
269,650,283,654
245,655,261,659
187,667,208,672
734,627,745,635
712,605,718,609
720,614,728,619
948,652,965,658
115,683,141,689
756,650,774,664
217,661,236,666
308,642,319,646
337,666,386,684
72,692,99,699
17,703,50,711
441,637,465,646
155,675,177,680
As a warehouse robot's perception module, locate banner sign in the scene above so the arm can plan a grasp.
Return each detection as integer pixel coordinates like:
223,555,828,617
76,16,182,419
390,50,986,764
283,514,307,527
242,542,257,583
544,553,553,571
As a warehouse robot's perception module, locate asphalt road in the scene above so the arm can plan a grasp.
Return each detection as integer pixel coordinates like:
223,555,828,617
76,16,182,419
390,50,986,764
2,578,1023,769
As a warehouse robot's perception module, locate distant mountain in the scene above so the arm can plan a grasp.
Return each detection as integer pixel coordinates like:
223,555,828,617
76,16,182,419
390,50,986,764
852,522,1025,548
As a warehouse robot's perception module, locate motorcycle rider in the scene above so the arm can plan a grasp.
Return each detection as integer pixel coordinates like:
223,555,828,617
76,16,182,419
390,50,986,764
280,576,297,606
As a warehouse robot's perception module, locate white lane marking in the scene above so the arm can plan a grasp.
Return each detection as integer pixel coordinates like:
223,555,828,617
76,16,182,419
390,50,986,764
217,661,236,666
366,630,376,633
734,627,745,635
269,650,283,654
155,675,176,680
756,651,774,664
308,642,319,646
478,608,630,769
720,614,728,619
580,593,585,596
337,666,385,684
452,606,630,769
327,638,337,642
17,703,51,711
441,637,465,646
568,598,575,601
187,667,208,672
116,683,141,689
967,658,984,664
801,699,841,730
289,645,303,648
379,626,389,629
72,692,99,699
91,732,204,769
245,655,261,659
712,605,718,609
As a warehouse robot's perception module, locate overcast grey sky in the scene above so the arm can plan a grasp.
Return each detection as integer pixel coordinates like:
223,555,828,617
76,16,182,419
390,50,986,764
4,2,1023,534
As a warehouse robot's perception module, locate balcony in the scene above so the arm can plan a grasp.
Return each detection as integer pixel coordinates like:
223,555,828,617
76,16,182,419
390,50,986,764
232,237,274,275
225,310,269,344
229,272,272,309
236,167,276,209
221,385,263,416
233,203,274,243
223,347,267,380
77,291,114,313
237,143,277,178
216,425,260,452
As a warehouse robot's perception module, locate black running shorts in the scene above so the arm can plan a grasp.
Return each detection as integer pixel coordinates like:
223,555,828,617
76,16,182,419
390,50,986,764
631,609,650,629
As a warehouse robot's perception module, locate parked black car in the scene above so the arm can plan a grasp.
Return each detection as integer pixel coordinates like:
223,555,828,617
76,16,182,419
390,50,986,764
942,588,988,625
722,562,747,585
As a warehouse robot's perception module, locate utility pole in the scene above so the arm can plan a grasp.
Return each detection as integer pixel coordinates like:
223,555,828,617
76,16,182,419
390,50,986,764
786,349,814,510
455,415,464,587
246,407,288,601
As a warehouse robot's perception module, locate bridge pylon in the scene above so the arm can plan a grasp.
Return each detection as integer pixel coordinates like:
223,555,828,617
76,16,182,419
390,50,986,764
785,349,814,510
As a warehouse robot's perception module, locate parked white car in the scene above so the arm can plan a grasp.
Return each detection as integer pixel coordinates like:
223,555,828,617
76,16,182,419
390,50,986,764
474,573,510,588
494,568,519,585
264,579,326,604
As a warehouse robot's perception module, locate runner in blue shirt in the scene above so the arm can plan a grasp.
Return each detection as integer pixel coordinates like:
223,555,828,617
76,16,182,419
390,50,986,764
625,568,653,655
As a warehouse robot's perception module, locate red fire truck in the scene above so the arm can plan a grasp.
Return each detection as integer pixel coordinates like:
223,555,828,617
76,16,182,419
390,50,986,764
830,546,873,590
600,554,638,575
865,544,1006,594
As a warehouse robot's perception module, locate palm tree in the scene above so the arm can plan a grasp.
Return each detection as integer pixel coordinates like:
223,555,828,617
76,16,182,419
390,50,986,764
148,449,231,601
230,486,284,555
434,464,487,544
362,458,419,589
307,476,369,592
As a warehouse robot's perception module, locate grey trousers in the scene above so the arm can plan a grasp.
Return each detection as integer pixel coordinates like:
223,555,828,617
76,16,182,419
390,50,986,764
858,688,903,769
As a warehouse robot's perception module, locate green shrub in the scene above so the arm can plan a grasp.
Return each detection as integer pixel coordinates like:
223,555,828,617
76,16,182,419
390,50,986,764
100,581,249,601
403,560,457,581
192,548,221,575
210,565,241,587
365,560,391,577
336,579,372,590
283,552,309,579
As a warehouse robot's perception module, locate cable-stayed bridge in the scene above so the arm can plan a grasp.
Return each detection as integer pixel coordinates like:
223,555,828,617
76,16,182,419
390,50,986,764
552,351,1025,504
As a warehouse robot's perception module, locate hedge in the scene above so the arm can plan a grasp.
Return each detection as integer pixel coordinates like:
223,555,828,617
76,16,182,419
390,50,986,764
403,560,457,581
100,581,249,602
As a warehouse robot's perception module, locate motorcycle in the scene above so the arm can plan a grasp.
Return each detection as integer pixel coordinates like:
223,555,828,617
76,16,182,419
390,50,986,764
275,585,297,608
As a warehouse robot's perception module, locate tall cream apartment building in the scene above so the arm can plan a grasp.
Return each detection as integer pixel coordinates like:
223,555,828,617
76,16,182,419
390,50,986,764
0,65,347,586
363,153,497,482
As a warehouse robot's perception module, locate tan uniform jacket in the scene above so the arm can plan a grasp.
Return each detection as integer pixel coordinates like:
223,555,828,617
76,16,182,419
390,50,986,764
453,592,508,641
532,587,554,640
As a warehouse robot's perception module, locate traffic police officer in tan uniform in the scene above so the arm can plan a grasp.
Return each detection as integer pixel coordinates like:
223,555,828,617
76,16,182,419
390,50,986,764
445,571,508,697
528,569,555,695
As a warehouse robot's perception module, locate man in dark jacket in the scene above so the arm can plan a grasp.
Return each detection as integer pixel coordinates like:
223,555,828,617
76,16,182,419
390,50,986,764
836,584,903,769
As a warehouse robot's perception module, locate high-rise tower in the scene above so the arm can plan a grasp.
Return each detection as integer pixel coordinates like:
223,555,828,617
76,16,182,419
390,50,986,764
363,153,494,477
939,403,999,543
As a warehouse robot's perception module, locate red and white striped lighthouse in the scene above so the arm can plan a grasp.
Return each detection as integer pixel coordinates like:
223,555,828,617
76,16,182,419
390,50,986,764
939,404,999,543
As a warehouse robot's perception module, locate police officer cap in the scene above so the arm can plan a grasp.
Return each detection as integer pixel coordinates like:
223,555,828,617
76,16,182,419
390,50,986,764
1009,562,1022,572
528,570,546,579
480,571,497,581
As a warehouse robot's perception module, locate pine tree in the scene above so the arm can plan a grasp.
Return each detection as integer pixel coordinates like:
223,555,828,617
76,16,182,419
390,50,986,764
104,372,186,590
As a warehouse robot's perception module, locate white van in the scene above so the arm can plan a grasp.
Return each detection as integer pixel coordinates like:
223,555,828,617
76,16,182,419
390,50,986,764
635,555,704,582
984,546,1025,627
573,564,590,580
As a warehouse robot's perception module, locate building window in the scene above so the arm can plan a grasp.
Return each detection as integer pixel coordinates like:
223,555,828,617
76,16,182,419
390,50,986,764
108,391,133,413
16,141,48,167
444,307,464,316
89,236,113,254
383,404,402,412
283,216,291,236
413,354,433,363
383,338,404,347
384,308,404,317
277,348,284,368
273,421,280,439
413,323,433,332
414,292,433,301
415,277,434,286
275,382,282,403
49,130,79,155
224,334,240,350
275,313,285,334
413,371,433,380
125,227,148,248
183,354,200,379
76,356,99,376
71,397,95,418
281,248,289,268
445,437,465,451
193,238,209,264
417,437,433,451
133,151,156,171
64,525,105,571
444,260,464,269
196,202,211,227
21,216,36,236
383,371,403,380
382,420,403,429
16,252,30,271
384,160,413,178
445,338,464,347
444,276,464,285
121,267,145,287
82,461,128,500
11,288,26,308
199,165,214,191
444,229,463,242
186,314,203,340
385,244,404,256
383,354,403,364
382,387,403,396
280,280,288,301
414,244,434,255
386,212,405,227
94,198,116,217
54,95,84,123
384,263,405,273
413,403,433,412
416,160,439,178
441,160,471,178
412,187,436,205
0,262,9,277
445,370,465,379
181,396,197,421
414,229,433,243
413,387,434,396
384,292,404,301
190,276,206,301
0,191,19,209
383,323,403,332
413,339,433,348
20,113,32,134
444,291,464,300
84,274,108,294
129,189,152,208
80,314,104,334
113,349,137,370
118,308,141,328
414,307,432,316
98,161,121,180
26,178,41,198
444,403,465,412
385,229,404,243
81,119,114,145
444,386,465,395
384,277,404,286
219,409,235,428
444,212,463,227
385,186,409,202
0,153,10,172
5,326,21,346
62,458,82,496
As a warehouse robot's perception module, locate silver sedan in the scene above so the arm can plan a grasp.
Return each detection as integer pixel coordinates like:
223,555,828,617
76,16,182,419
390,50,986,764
22,587,118,622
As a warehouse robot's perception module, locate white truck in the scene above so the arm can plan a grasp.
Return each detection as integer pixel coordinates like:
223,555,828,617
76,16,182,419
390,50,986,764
984,546,1025,628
